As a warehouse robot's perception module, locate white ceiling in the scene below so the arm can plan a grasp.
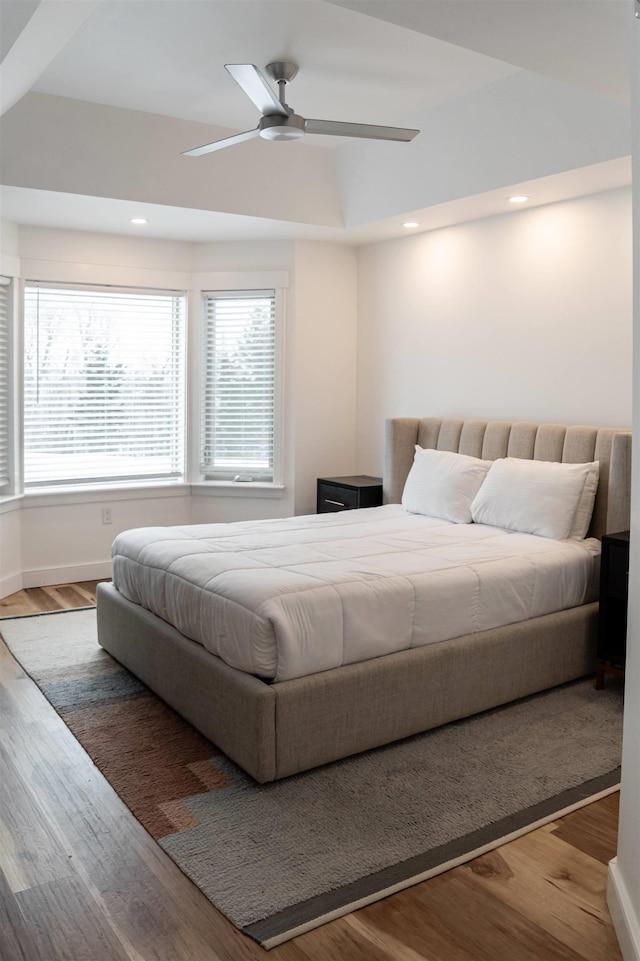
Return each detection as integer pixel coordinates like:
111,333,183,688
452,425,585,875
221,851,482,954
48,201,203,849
328,0,631,103
0,0,633,245
30,1,520,132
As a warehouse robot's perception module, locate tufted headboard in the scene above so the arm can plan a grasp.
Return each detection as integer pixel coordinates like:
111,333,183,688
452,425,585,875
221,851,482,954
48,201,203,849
384,417,632,540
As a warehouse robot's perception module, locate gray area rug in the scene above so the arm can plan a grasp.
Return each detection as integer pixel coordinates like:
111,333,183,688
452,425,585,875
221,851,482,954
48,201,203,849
1,608,623,948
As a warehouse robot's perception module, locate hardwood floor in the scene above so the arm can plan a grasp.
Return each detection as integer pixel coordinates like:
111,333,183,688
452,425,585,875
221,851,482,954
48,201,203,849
0,582,623,961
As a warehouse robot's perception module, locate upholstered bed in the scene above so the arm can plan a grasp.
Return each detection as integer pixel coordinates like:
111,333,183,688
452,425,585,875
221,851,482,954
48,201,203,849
96,417,631,782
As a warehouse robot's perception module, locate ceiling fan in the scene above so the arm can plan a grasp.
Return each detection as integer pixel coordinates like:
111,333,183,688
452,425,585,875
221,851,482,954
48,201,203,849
183,61,420,156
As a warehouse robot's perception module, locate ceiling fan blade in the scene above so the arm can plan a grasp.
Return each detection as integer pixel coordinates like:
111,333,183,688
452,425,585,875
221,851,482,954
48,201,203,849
305,118,419,142
182,127,260,157
225,63,288,118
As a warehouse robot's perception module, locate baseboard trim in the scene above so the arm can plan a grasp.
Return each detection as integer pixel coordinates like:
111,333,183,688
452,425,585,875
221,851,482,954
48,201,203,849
22,562,112,589
608,858,640,961
0,572,25,600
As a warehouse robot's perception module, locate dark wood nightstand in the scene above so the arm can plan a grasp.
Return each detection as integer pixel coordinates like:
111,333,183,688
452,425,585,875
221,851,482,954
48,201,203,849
596,530,629,689
317,475,383,513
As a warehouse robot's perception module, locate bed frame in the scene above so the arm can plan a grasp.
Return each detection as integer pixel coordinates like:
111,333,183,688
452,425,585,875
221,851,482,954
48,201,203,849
97,417,631,782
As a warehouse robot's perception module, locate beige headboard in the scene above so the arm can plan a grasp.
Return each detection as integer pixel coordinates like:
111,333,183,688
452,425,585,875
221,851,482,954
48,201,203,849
384,417,632,539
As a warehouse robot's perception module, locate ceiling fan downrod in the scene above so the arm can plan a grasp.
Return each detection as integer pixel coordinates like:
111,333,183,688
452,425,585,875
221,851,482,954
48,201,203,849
261,61,303,139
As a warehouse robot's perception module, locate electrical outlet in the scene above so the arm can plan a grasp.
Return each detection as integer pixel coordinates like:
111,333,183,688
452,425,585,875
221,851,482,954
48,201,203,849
102,507,112,525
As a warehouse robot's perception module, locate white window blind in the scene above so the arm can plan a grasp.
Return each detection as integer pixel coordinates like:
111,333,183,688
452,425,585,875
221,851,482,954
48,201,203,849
23,283,185,488
0,277,11,492
201,289,278,481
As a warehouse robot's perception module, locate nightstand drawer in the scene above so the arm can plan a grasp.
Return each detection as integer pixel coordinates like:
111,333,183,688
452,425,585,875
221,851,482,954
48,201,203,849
318,483,359,512
316,476,383,513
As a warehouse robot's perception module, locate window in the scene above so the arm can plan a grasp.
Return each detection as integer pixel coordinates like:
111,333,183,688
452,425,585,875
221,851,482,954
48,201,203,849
201,289,282,483
23,283,185,488
0,277,11,493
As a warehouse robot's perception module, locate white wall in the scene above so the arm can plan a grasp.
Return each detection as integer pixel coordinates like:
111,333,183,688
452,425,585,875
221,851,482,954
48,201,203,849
18,492,192,588
607,8,640,959
0,507,22,598
0,219,19,258
17,225,194,273
356,187,633,474
0,222,22,595
291,241,358,515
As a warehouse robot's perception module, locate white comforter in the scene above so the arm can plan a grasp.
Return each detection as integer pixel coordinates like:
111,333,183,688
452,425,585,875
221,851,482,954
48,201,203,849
111,505,600,682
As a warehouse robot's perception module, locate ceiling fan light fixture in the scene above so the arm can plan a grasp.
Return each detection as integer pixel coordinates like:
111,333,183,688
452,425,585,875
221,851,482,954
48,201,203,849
259,124,304,141
259,113,305,141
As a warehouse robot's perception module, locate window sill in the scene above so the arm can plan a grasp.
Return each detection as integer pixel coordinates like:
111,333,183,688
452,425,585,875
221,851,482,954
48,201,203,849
191,482,286,499
22,482,191,509
0,495,24,515
3,481,287,509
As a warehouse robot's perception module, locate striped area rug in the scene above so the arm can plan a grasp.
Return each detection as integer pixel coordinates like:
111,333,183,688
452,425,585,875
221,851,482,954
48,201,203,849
0,607,623,948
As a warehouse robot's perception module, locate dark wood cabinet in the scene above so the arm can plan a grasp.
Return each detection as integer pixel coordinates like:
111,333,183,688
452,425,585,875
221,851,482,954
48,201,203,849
317,475,383,513
596,530,629,689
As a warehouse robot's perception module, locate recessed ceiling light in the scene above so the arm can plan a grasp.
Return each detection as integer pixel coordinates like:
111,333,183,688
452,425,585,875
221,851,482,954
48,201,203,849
508,196,529,204
130,217,148,224
402,221,420,228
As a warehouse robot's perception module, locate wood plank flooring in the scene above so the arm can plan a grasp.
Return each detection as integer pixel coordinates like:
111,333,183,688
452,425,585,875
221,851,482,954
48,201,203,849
0,582,623,961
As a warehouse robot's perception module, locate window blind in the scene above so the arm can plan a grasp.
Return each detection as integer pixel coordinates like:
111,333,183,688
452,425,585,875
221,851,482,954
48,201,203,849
201,290,276,481
0,277,10,491
23,283,185,488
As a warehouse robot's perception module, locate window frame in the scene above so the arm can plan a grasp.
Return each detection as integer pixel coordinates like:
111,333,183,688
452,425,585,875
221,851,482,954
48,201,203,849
22,280,188,492
198,285,285,489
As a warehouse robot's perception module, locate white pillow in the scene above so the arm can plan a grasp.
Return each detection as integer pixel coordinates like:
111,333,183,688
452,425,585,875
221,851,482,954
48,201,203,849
469,457,594,540
568,461,600,539
402,447,492,524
